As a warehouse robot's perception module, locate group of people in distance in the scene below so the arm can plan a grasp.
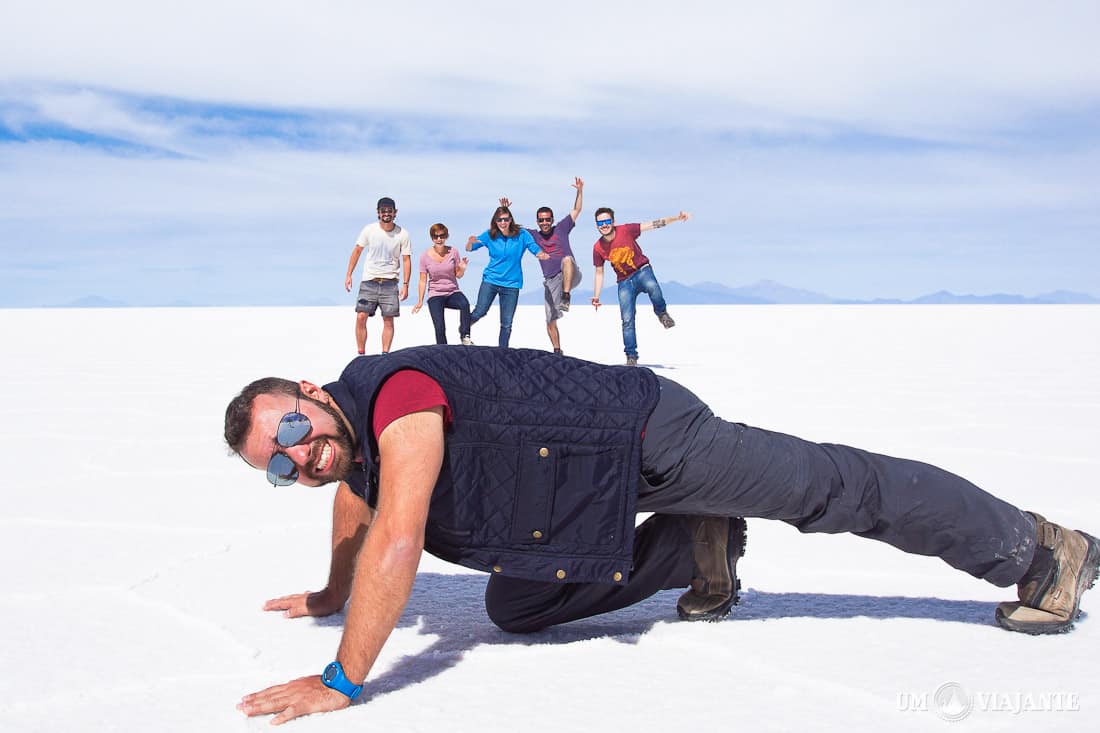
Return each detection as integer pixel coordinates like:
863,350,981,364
227,185,1100,727
343,180,691,365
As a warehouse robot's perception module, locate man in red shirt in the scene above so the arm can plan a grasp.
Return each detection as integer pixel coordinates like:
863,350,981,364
591,207,689,365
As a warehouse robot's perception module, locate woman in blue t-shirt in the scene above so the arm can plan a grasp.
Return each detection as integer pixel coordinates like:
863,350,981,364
466,205,548,347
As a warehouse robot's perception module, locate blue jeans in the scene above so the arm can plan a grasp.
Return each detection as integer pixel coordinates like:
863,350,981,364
616,265,667,358
427,292,472,344
471,280,520,348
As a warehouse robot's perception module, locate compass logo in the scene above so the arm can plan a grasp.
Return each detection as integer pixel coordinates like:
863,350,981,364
934,682,974,722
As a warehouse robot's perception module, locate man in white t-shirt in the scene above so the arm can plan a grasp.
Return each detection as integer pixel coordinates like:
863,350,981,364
343,197,413,354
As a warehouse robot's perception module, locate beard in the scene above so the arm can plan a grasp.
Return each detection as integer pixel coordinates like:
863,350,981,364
301,396,358,485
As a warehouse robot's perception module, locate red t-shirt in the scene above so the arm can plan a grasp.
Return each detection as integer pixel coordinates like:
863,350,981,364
372,369,453,439
592,223,650,282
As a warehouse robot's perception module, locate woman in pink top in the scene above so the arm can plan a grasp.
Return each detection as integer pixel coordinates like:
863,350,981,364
412,222,473,345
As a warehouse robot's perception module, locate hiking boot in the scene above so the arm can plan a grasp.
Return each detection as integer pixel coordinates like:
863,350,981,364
553,348,563,356
461,335,473,346
625,355,639,367
658,311,675,329
561,292,571,312
995,513,1100,634
677,516,748,622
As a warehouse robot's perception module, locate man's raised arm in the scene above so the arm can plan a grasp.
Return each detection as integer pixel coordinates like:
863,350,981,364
569,177,584,221
639,211,691,232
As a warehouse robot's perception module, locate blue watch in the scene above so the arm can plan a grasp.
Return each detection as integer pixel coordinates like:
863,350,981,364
321,661,363,701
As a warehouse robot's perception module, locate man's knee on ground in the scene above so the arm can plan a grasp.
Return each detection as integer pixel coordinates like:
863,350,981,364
484,583,552,634
485,604,547,634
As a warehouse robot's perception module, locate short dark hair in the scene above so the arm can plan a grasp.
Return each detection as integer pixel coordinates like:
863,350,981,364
224,377,299,452
594,207,615,220
536,206,554,219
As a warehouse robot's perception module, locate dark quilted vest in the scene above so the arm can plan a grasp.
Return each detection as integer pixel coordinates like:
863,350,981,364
330,345,660,585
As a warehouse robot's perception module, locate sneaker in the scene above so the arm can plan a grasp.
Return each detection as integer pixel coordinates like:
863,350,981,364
658,311,675,329
553,348,563,356
677,516,748,622
561,292,571,312
995,513,1100,634
461,336,473,346
625,356,639,367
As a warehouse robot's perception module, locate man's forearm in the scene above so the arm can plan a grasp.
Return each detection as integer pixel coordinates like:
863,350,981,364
334,520,422,684
641,211,690,232
346,248,362,280
326,481,371,599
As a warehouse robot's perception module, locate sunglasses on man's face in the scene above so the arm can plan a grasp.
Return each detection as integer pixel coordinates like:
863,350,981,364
496,216,512,223
596,219,613,227
537,217,553,223
266,395,313,486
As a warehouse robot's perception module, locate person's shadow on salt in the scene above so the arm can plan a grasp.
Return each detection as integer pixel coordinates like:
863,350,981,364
313,572,1004,704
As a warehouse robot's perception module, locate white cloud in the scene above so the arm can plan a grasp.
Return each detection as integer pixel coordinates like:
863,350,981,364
3,1,1098,137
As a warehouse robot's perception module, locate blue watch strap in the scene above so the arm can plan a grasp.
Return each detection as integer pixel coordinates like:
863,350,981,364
321,661,363,701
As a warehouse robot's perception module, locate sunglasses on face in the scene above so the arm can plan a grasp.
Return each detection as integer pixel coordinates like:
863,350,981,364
432,233,449,240
596,219,613,227
496,216,512,223
537,217,553,223
266,395,313,486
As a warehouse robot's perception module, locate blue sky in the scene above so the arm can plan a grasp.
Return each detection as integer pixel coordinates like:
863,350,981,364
1,0,1099,307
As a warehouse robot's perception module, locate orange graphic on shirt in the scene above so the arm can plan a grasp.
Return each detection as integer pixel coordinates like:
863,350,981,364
608,246,637,277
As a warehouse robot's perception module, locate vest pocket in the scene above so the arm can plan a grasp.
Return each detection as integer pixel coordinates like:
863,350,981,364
511,441,556,543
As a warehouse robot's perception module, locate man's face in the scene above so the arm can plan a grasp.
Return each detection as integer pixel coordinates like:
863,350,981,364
536,211,554,235
596,214,615,237
377,207,396,224
238,391,357,487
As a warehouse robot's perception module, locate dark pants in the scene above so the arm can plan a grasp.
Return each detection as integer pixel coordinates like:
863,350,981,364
485,376,1037,633
427,292,472,344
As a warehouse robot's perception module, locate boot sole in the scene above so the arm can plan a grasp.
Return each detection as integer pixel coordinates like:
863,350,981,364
995,531,1100,635
677,578,742,622
677,518,747,622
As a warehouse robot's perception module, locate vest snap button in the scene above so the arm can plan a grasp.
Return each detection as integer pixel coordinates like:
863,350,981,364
493,565,503,573
538,447,549,458
532,530,543,539
613,572,623,582
556,569,566,580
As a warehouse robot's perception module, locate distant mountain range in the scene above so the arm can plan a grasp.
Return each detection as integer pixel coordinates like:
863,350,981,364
519,279,1100,306
39,281,1100,308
